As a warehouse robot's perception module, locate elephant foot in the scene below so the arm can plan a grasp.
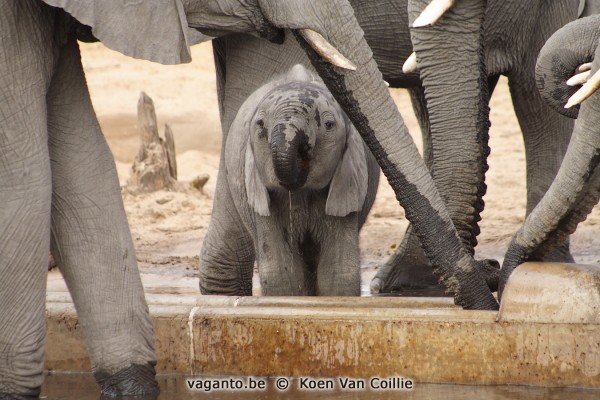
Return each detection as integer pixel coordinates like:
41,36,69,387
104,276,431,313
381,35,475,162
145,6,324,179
527,238,574,264
370,229,449,296
198,277,252,296
539,241,575,263
95,363,159,399
0,393,38,400
371,257,501,297
370,259,448,296
476,258,500,293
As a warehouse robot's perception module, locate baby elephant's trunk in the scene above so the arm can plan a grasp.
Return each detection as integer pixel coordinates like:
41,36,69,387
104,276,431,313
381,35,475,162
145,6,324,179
270,123,311,191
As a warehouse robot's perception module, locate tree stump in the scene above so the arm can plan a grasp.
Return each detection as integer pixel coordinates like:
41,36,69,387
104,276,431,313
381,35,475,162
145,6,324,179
127,92,178,193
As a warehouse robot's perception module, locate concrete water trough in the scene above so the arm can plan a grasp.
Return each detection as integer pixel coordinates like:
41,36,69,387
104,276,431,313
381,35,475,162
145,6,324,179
45,262,600,389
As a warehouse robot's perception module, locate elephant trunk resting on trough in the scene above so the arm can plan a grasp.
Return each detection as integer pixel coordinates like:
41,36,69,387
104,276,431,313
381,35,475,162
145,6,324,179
200,64,379,296
500,14,600,296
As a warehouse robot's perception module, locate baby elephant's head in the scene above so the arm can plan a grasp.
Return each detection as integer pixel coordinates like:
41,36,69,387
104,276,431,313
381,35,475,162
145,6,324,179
245,64,368,217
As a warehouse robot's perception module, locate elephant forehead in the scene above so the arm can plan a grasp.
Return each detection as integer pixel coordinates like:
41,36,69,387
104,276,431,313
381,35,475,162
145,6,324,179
262,81,335,113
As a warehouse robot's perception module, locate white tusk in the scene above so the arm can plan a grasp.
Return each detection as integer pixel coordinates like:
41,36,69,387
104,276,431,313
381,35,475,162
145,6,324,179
578,62,593,73
565,68,600,108
384,80,390,87
402,52,419,74
412,0,457,28
567,70,591,87
298,29,357,71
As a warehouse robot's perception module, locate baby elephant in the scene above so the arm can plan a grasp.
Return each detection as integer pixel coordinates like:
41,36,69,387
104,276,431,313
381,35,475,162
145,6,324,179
201,64,379,296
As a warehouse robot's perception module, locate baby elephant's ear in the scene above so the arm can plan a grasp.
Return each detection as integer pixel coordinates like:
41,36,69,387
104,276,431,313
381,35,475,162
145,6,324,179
245,140,270,216
326,123,368,217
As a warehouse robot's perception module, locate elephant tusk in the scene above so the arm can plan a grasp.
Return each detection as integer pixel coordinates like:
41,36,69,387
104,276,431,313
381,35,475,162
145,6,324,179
565,68,600,108
567,70,591,86
412,0,457,28
298,29,357,71
402,52,418,74
578,62,593,73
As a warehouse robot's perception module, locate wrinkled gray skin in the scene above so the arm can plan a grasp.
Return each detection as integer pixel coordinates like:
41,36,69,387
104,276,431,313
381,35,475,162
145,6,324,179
0,1,161,399
218,64,379,295
195,0,582,298
1,0,500,396
192,0,497,312
189,0,497,308
372,0,584,293
499,14,600,297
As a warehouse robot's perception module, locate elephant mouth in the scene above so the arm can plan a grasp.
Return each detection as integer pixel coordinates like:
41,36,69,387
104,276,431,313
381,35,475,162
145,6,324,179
275,156,310,191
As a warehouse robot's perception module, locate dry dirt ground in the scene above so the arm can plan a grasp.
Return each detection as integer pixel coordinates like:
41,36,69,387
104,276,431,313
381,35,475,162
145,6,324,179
50,41,600,295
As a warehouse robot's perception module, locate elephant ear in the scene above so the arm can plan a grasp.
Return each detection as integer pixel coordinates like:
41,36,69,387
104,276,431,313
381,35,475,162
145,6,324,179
42,0,199,64
326,122,368,217
580,0,600,17
245,140,270,217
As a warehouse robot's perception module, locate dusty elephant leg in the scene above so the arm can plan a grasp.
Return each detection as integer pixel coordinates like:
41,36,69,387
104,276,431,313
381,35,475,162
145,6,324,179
316,220,361,296
46,39,158,397
199,39,255,296
253,217,310,296
199,165,255,296
0,1,55,397
508,71,575,262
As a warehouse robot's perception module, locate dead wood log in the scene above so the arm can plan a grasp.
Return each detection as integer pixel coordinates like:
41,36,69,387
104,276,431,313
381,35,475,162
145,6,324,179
164,124,177,180
127,92,178,193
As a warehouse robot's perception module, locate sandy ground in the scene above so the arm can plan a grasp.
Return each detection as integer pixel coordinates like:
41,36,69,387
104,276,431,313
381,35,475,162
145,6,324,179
48,41,600,295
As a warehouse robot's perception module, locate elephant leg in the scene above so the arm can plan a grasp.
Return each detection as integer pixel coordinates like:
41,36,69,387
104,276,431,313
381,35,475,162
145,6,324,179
411,85,434,171
0,1,55,397
46,38,158,397
199,166,255,296
254,218,309,296
199,38,255,296
508,69,575,262
317,220,361,296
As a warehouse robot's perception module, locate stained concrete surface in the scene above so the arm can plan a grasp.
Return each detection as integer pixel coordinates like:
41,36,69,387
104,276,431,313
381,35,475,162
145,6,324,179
41,373,600,399
45,262,600,389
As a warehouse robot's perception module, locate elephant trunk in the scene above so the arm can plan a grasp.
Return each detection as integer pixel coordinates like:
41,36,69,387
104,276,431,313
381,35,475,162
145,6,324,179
408,0,489,255
536,15,600,119
270,123,311,191
500,17,600,297
288,2,497,309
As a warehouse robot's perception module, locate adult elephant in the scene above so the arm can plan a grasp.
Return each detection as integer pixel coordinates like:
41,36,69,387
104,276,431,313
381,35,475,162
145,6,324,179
370,0,582,293
1,0,497,398
195,0,581,296
181,0,496,311
499,14,600,296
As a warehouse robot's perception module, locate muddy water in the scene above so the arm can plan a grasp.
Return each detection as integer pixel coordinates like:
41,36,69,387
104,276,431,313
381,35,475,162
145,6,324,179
41,374,599,399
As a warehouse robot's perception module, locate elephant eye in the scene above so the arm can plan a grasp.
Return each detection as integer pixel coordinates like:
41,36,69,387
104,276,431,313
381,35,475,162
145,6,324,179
256,118,264,128
324,120,336,130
